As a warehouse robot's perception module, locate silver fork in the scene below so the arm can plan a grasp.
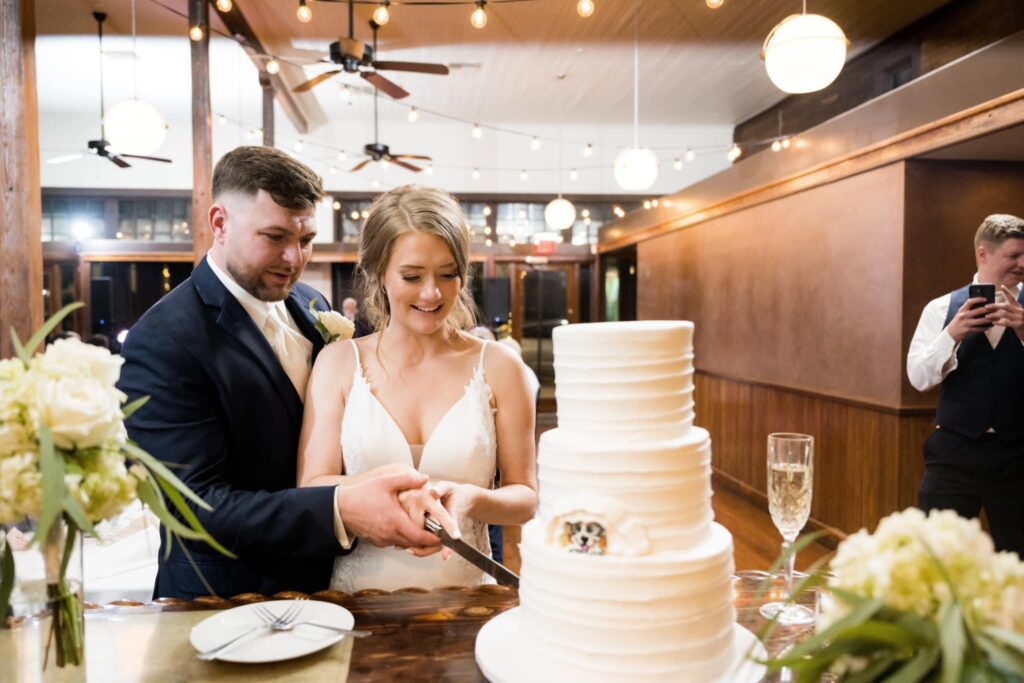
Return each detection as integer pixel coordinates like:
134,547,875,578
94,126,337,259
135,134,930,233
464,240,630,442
196,602,302,660
256,602,371,638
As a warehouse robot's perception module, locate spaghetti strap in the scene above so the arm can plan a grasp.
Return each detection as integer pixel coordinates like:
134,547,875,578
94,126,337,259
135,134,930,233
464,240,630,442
476,340,489,373
350,339,362,367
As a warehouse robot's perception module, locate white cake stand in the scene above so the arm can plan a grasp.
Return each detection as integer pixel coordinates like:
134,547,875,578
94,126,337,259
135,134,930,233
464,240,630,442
476,608,767,683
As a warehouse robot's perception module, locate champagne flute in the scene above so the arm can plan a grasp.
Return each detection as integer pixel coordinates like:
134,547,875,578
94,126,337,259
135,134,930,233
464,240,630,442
759,432,815,625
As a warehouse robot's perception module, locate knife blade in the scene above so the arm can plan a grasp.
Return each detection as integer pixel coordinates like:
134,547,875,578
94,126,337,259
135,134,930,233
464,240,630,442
424,517,520,589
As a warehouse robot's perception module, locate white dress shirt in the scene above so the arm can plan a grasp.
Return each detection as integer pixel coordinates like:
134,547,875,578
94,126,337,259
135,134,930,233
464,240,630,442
206,255,352,549
907,275,1023,392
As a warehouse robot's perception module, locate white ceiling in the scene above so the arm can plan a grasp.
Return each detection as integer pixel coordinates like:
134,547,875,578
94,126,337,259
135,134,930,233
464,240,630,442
32,0,956,194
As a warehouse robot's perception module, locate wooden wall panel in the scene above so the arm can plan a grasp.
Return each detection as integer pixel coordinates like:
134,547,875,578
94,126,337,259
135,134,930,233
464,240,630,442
698,372,933,535
638,163,906,407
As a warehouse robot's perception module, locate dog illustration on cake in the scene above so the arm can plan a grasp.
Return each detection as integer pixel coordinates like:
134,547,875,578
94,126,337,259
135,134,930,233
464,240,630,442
563,520,607,555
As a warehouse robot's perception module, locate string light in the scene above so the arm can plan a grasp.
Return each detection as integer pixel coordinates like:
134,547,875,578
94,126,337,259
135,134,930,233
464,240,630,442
296,0,312,23
673,158,683,170
218,114,226,125
771,140,782,152
373,1,391,26
577,0,595,17
470,1,487,29
569,169,579,181
471,124,483,139
727,143,742,162
350,210,360,220
294,140,304,152
329,166,337,174
685,148,695,162
482,205,492,217
215,0,232,12
333,200,342,210
425,164,434,175
266,59,280,75
583,143,593,157
337,150,348,161
530,137,541,151
188,24,204,41
472,168,481,179
520,170,529,181
340,85,351,100
782,138,791,149
407,107,419,122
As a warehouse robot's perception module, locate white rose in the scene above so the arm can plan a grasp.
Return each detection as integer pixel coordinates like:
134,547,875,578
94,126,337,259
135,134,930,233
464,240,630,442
30,374,125,450
37,338,124,386
319,310,355,341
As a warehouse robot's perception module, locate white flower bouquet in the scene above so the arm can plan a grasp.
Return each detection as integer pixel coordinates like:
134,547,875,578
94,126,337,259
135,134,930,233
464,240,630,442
765,508,1024,681
0,303,230,670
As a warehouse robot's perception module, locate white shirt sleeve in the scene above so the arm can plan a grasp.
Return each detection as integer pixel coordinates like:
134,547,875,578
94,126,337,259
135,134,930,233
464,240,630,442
907,295,959,392
332,486,354,550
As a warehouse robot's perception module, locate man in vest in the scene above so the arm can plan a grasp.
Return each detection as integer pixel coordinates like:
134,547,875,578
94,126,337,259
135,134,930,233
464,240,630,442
907,213,1024,554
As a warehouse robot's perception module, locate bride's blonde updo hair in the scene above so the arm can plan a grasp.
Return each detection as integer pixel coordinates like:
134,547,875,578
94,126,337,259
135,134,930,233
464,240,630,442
357,185,477,335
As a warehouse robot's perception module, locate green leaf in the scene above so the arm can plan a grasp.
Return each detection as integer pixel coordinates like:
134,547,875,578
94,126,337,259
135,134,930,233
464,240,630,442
61,495,96,539
21,302,85,358
135,477,206,541
0,539,15,621
976,633,1024,680
785,595,886,661
121,396,149,419
984,627,1024,655
122,442,212,512
884,643,940,683
59,517,79,578
938,600,965,683
845,652,900,682
34,426,66,548
9,330,30,365
154,476,236,559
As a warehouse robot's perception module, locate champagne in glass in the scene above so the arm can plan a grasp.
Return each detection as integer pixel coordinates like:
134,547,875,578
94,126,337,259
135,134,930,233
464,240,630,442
759,433,815,626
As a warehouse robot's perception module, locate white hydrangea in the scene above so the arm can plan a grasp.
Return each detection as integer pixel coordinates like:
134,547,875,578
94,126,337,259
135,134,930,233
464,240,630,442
65,444,137,522
0,451,43,524
821,508,1024,633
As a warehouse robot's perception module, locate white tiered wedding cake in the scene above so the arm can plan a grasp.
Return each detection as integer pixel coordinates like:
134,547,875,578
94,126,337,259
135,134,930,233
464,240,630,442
477,321,756,682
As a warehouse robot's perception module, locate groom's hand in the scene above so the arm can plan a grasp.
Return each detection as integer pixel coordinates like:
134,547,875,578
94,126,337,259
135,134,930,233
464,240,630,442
337,472,442,549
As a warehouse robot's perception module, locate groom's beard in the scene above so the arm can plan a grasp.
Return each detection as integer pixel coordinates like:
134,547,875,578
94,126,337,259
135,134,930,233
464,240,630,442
226,258,301,302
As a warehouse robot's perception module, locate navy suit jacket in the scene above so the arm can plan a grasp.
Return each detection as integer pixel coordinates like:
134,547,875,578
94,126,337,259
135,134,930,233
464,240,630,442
118,257,344,599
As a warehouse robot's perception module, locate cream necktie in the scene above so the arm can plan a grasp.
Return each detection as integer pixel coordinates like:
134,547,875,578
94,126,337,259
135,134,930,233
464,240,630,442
263,307,311,400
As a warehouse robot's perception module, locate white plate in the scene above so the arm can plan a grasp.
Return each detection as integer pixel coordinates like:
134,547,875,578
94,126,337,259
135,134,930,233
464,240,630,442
475,607,767,683
190,599,355,664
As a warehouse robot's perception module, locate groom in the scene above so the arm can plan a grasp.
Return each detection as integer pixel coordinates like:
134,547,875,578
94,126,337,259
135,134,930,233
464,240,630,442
119,146,439,599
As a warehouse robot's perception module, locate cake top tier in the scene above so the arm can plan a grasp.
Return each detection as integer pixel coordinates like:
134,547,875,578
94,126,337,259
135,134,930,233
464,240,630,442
553,321,694,360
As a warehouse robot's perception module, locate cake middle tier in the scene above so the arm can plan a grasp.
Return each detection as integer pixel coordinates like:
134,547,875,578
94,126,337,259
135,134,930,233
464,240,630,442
537,427,714,552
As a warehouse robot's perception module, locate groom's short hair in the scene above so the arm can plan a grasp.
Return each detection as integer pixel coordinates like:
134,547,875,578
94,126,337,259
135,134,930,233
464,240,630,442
212,146,324,210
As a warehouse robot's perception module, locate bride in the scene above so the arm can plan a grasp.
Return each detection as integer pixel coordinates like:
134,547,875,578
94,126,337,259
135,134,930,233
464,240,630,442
297,185,537,591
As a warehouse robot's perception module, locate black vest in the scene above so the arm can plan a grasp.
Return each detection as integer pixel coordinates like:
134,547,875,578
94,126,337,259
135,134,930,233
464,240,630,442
937,284,1024,441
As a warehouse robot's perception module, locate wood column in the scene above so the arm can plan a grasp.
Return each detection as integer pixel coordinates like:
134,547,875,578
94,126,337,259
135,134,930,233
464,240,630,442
260,71,274,147
189,0,213,264
0,0,43,357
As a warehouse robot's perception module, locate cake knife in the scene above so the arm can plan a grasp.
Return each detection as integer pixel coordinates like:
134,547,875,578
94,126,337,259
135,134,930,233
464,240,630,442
424,517,520,589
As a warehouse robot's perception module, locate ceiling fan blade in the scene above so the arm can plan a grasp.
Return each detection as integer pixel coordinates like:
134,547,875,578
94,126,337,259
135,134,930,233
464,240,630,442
390,158,423,173
350,159,372,172
120,153,173,164
392,154,432,161
372,61,449,76
361,71,409,100
109,155,131,169
277,46,331,64
292,69,343,93
46,153,84,165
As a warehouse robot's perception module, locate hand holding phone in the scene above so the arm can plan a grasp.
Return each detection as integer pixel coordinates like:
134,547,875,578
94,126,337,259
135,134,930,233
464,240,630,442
968,284,996,306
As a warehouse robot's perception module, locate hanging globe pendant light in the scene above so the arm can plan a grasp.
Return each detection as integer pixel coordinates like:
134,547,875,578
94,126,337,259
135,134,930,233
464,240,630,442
104,99,167,154
615,8,657,191
544,197,577,232
762,10,849,94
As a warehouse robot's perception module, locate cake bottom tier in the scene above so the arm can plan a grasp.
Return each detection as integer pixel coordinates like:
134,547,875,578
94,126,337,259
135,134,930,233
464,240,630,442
517,520,737,681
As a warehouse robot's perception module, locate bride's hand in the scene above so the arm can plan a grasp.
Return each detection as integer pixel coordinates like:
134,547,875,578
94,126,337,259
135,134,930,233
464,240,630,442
397,484,460,558
432,480,478,535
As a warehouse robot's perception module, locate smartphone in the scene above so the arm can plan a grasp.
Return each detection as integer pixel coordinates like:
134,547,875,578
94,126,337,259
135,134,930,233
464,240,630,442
969,284,996,306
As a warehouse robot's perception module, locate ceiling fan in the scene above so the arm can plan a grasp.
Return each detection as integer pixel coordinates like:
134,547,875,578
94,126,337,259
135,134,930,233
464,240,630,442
48,12,172,169
292,0,448,99
351,55,430,173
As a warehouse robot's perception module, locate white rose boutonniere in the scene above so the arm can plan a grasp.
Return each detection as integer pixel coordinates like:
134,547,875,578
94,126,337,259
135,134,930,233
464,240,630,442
308,298,355,344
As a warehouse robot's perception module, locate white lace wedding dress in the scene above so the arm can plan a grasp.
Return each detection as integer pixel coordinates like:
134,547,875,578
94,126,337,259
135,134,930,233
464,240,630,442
330,340,498,592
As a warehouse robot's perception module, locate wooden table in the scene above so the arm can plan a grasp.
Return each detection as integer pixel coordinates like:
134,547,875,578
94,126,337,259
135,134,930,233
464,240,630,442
3,580,816,682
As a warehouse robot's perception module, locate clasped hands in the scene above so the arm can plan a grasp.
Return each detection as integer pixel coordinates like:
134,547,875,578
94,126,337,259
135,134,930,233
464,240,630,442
335,463,473,558
948,285,1024,342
